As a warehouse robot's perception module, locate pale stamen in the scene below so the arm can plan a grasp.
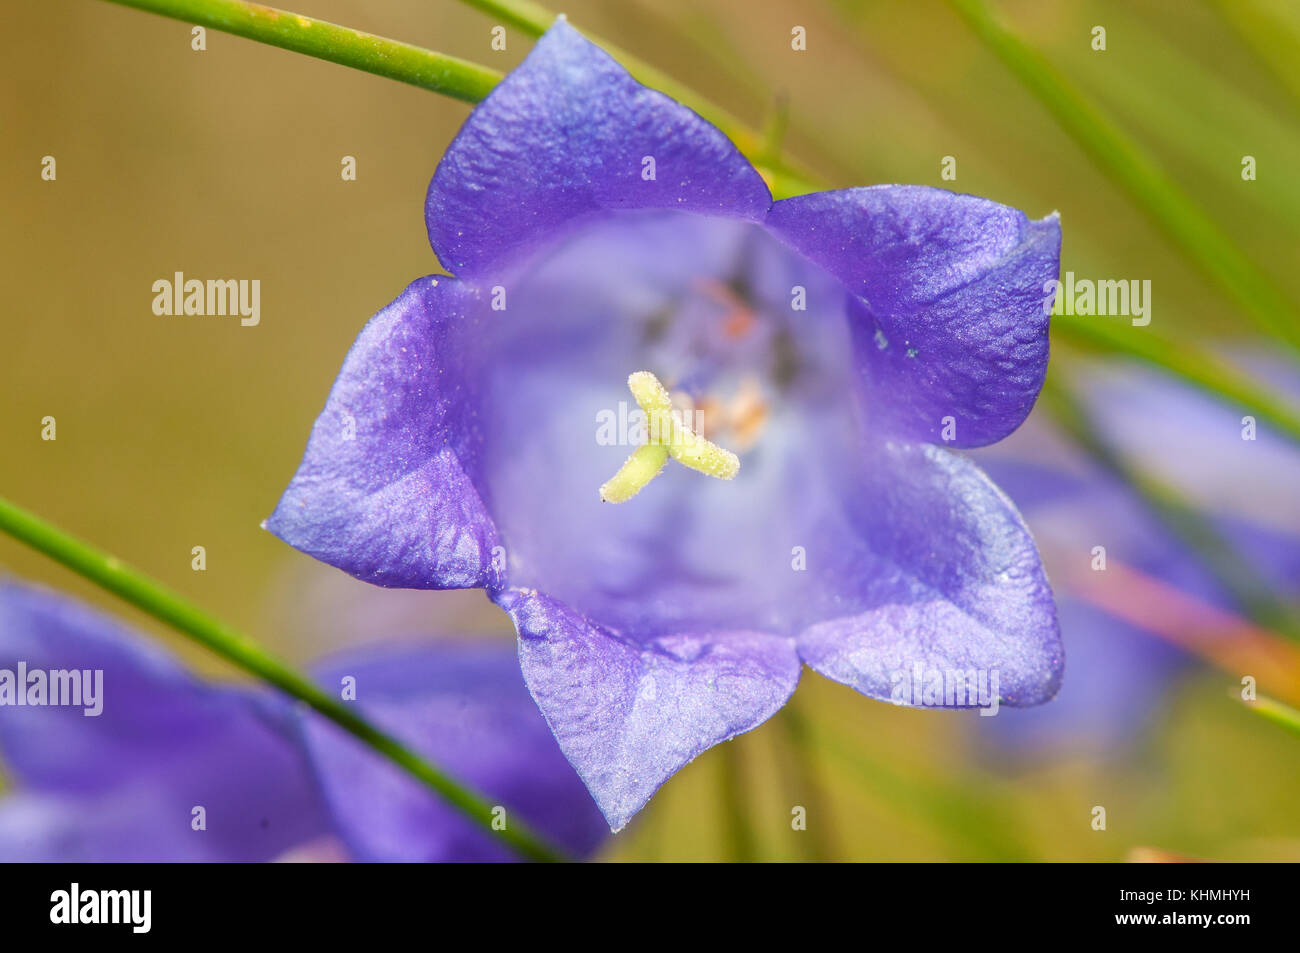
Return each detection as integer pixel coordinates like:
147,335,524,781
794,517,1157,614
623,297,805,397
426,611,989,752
599,371,741,503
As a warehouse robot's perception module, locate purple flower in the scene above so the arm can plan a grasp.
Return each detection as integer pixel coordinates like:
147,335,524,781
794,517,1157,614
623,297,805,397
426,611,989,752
267,19,1064,829
974,356,1300,757
0,581,606,861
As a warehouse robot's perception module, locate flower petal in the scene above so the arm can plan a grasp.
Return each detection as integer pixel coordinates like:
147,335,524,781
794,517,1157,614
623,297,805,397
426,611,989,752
425,18,771,278
1072,357,1300,537
497,588,800,831
0,582,330,861
0,792,186,862
303,640,608,861
796,441,1062,707
765,186,1060,447
266,277,501,590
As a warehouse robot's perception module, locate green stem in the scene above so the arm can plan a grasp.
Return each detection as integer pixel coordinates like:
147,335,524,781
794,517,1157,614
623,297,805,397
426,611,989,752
103,0,502,102
0,495,565,863
1240,693,1300,739
453,0,553,37
104,0,821,196
947,0,1300,353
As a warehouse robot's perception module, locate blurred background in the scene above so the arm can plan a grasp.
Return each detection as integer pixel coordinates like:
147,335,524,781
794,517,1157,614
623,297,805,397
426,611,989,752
2,0,1299,860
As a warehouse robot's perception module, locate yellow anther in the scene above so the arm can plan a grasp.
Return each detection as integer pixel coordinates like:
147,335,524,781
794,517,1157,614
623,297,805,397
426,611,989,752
599,444,670,503
599,371,740,503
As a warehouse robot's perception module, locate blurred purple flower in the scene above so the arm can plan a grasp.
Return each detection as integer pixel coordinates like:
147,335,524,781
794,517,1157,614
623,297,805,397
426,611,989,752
267,20,1064,829
0,581,606,862
974,357,1300,757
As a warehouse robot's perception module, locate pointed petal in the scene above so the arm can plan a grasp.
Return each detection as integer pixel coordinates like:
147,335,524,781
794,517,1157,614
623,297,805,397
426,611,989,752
266,277,501,590
498,588,800,831
426,19,771,277
767,185,1060,447
796,441,1062,708
303,640,608,861
0,583,330,860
